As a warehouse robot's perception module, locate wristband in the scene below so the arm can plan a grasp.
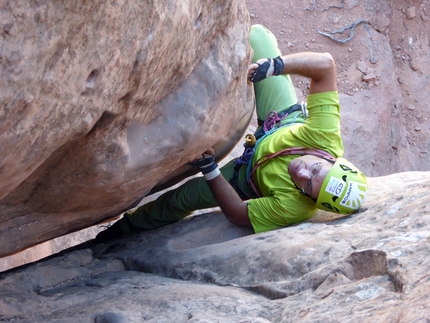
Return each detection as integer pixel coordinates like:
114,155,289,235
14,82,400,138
273,56,284,76
199,161,218,174
250,56,283,83
204,167,221,181
190,154,218,174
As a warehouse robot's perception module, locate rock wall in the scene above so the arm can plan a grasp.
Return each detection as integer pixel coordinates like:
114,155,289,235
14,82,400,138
1,0,430,280
1,1,430,321
0,0,254,257
0,172,429,322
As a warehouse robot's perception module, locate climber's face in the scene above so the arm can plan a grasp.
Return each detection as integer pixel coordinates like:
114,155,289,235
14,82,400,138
288,155,333,199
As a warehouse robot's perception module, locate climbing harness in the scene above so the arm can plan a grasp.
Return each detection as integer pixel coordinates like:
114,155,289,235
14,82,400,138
254,103,308,139
229,102,315,198
257,103,307,128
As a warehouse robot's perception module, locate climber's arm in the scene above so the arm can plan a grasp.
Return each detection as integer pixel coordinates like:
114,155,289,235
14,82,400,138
190,150,252,228
205,174,252,228
248,52,337,94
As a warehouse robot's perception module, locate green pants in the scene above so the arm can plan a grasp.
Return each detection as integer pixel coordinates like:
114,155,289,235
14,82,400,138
119,159,251,234
119,24,299,234
250,24,298,121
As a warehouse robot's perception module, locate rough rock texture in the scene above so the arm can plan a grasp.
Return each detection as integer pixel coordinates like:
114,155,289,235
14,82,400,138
0,0,253,257
1,1,430,321
1,172,429,322
1,0,430,294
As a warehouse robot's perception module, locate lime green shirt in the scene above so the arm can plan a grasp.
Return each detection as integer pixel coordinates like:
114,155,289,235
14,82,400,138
247,91,344,233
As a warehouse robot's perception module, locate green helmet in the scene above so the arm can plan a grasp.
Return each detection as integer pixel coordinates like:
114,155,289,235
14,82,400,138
316,158,368,214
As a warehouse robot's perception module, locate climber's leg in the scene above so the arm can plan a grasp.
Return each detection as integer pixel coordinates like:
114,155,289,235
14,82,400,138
249,24,298,118
95,160,238,242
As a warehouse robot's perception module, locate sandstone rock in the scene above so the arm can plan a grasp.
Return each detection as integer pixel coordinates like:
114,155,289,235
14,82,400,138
405,6,416,19
2,0,430,282
0,0,253,257
2,0,430,321
421,3,430,21
357,61,367,73
0,172,429,322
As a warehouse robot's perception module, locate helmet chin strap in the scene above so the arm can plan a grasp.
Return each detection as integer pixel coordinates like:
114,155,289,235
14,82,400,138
285,147,337,162
301,153,335,200
249,147,337,197
324,158,336,165
295,183,317,202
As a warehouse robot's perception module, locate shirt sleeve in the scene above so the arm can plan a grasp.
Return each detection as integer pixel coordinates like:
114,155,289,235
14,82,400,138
295,91,344,157
247,189,318,233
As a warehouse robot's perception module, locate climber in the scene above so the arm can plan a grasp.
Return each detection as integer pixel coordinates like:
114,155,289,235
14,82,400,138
95,24,368,243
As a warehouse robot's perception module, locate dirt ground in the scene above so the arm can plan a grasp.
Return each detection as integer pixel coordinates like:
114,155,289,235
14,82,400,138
246,0,428,96
246,0,430,176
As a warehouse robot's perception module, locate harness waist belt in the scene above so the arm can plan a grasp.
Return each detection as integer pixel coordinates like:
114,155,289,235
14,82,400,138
257,103,302,127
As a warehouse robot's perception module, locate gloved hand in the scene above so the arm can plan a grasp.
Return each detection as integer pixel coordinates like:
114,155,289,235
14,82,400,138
189,151,220,181
249,56,284,83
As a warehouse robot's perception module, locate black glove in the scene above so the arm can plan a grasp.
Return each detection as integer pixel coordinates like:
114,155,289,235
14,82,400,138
190,153,220,180
250,56,284,83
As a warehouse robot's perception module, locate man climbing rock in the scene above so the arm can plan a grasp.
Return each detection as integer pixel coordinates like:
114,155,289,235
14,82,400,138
96,24,368,243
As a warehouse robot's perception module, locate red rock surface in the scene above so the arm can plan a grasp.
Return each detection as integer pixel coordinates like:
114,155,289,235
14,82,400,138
0,0,253,258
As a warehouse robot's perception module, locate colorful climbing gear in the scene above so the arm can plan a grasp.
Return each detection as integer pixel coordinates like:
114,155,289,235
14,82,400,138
316,157,368,214
229,103,307,198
